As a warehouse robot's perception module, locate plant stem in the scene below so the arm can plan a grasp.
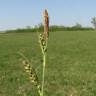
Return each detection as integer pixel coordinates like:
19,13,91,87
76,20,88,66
41,53,46,96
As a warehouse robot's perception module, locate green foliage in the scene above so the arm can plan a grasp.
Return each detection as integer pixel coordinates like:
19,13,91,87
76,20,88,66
0,31,96,96
50,25,93,32
72,23,82,28
5,25,93,33
91,17,96,29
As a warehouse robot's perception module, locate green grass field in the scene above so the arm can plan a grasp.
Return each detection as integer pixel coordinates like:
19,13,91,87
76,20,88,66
0,31,96,96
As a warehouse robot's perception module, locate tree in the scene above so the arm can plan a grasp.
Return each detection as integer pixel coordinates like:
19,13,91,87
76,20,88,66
26,26,31,29
38,23,43,29
91,17,96,29
72,23,82,28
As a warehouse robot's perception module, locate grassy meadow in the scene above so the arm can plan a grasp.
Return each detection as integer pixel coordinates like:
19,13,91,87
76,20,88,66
0,30,96,96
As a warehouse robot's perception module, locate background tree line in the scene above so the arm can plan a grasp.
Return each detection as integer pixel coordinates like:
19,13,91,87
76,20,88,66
5,17,96,33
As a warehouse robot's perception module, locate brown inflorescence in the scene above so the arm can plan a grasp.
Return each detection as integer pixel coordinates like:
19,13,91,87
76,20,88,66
44,9,49,39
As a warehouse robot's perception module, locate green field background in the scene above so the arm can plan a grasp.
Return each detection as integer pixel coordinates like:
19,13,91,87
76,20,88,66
0,31,96,96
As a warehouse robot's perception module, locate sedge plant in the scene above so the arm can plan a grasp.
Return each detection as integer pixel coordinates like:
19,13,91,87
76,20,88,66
39,9,49,96
19,9,49,96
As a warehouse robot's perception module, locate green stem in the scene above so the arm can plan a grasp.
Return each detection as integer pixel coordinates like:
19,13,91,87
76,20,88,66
38,34,48,96
41,53,46,96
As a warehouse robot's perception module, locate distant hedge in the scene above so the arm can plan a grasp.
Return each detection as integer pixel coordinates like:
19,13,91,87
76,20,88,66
49,26,94,32
5,25,94,33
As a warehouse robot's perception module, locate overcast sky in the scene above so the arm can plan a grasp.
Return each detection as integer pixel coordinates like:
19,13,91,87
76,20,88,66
0,0,96,31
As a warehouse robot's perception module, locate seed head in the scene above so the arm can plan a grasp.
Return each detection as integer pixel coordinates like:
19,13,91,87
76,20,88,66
44,9,49,39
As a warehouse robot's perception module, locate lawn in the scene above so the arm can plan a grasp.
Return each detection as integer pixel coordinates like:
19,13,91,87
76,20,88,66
0,31,96,96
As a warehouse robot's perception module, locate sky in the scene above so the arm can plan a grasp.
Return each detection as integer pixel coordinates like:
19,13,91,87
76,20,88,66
0,0,96,31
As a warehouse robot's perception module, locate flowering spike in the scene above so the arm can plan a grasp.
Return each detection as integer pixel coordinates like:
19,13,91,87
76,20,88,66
44,9,49,39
